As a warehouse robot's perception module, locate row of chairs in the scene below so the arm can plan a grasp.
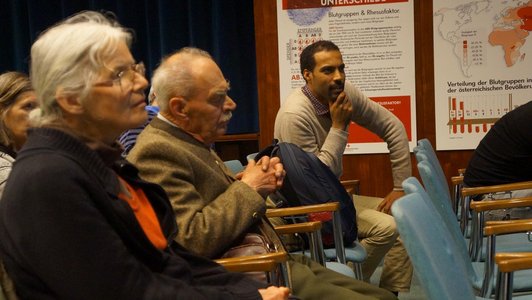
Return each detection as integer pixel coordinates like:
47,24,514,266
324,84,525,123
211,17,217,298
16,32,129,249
393,179,532,300
391,139,532,299
214,203,359,287
224,141,532,299
221,155,367,285
216,203,367,285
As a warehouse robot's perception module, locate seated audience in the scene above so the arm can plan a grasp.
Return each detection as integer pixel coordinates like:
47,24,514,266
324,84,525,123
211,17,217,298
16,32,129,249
0,11,289,300
128,47,396,300
464,100,532,219
0,71,37,300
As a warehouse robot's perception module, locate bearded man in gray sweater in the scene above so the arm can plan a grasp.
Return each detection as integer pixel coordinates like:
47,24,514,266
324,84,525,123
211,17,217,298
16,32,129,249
274,40,413,295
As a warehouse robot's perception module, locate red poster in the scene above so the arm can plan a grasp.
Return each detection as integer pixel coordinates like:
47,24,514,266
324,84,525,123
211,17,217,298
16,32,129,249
347,95,412,143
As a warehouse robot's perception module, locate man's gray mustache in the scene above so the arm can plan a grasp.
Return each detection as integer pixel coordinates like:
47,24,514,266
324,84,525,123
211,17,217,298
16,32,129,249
220,112,232,122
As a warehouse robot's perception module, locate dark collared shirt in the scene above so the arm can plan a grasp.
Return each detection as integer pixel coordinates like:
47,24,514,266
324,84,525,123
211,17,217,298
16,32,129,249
302,85,329,116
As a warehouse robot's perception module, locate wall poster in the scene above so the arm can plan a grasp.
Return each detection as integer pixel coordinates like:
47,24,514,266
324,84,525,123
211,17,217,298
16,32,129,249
276,0,417,154
433,0,532,150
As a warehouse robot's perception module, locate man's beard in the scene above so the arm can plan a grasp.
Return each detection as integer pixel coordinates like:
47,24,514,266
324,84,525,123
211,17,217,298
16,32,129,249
329,83,344,99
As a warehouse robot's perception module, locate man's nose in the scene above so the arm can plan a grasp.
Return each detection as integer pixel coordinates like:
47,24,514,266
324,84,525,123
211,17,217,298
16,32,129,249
224,96,237,111
332,69,343,82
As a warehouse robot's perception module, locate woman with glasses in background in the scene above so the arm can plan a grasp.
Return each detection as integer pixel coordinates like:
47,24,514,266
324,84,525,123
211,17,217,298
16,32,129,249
0,11,289,300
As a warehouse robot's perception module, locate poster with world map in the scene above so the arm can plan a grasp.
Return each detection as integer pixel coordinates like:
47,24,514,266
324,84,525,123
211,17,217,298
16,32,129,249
433,0,532,150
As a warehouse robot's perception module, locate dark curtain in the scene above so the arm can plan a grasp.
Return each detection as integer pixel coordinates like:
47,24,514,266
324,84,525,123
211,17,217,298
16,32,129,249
0,0,258,134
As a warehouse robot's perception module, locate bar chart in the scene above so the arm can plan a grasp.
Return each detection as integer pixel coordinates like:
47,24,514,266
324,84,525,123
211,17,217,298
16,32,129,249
447,93,513,134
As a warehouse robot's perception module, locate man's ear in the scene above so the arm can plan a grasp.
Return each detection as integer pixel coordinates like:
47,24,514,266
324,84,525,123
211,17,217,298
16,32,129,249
303,69,312,82
168,96,188,119
55,89,83,115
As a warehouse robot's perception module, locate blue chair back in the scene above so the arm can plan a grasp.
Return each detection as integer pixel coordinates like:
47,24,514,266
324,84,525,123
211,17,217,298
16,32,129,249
414,139,446,181
224,160,244,174
246,152,259,162
413,140,452,203
416,139,439,164
391,185,477,300
416,161,456,224
402,176,476,282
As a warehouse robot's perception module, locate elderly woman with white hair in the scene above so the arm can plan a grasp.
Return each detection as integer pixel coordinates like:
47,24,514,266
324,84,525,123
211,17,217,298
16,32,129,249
0,11,289,300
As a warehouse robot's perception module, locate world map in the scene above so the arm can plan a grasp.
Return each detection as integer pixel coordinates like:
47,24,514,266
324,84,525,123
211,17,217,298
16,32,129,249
434,0,532,77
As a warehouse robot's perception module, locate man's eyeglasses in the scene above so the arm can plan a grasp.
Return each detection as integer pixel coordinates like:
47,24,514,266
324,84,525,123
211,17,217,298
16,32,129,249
95,62,145,88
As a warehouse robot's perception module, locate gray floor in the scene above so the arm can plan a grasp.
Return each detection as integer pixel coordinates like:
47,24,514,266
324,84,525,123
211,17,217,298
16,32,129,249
370,265,427,300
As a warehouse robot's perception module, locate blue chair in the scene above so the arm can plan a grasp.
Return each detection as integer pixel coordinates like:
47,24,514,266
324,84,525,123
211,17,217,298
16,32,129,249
416,160,532,295
402,177,484,290
413,141,453,214
415,138,464,216
224,159,244,174
246,152,259,162
416,139,447,189
415,153,532,263
401,177,532,298
267,202,366,280
273,217,357,279
392,189,478,299
414,138,532,247
414,141,532,263
462,182,532,262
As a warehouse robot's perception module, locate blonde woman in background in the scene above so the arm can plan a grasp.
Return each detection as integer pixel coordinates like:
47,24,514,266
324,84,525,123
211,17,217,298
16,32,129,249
0,72,37,196
0,71,37,300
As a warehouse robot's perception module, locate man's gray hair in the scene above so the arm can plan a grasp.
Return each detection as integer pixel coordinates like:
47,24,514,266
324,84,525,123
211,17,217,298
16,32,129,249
30,11,133,126
151,47,213,112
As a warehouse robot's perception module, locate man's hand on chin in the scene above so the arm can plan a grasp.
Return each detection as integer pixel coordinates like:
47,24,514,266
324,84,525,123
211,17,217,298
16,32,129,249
377,190,405,215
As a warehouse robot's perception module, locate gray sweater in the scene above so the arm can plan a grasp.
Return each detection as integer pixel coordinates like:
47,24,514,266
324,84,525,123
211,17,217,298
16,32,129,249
274,81,411,188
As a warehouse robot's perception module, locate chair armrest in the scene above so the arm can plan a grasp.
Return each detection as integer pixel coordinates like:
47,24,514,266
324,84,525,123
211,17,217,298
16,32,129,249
451,176,463,185
470,196,532,212
495,252,532,273
484,219,532,236
275,221,327,266
462,181,532,197
214,251,288,265
268,202,349,267
341,179,360,195
219,258,278,273
486,219,532,226
274,221,322,235
266,202,340,217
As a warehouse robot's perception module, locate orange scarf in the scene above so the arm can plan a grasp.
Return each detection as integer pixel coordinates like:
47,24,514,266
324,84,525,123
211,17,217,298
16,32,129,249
117,177,167,250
